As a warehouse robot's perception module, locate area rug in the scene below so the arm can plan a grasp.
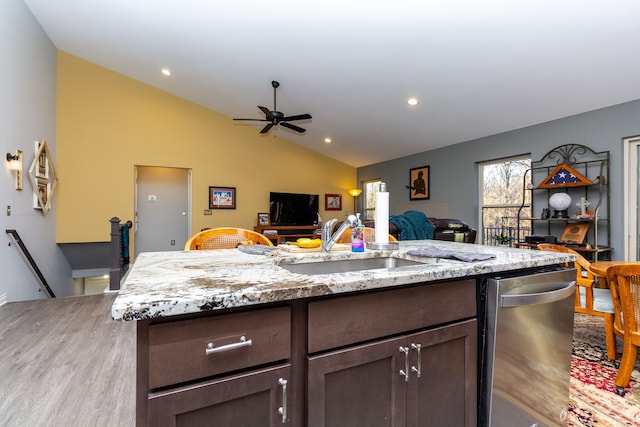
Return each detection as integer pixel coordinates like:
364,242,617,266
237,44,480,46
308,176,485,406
568,314,640,426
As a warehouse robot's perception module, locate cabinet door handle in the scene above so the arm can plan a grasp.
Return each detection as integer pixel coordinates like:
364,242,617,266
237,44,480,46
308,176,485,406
411,343,422,378
205,335,252,355
399,346,409,382
277,378,287,423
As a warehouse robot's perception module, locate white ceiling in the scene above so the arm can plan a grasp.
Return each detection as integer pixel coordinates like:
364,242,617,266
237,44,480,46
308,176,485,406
22,0,640,167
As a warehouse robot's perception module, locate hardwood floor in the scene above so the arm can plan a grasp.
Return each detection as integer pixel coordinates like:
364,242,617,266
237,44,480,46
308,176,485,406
0,293,136,426
1,293,599,426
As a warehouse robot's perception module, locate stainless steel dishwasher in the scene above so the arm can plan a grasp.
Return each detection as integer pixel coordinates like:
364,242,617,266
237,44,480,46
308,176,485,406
481,267,576,427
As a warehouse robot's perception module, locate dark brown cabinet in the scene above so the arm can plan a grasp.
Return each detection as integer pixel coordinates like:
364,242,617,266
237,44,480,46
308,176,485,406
308,335,407,426
137,306,292,426
308,320,477,427
253,224,321,244
136,279,478,426
148,364,291,426
407,321,477,427
306,279,477,426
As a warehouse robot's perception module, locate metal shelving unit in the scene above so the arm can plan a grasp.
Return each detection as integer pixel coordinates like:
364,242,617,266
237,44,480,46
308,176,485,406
517,144,611,261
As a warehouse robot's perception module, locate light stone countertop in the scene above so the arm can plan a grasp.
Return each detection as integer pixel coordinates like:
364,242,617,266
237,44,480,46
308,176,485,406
111,240,574,321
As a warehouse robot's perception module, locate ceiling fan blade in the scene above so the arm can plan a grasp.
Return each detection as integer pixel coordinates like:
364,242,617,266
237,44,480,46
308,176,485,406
233,118,269,121
282,113,312,121
281,122,306,133
260,123,274,134
258,106,273,120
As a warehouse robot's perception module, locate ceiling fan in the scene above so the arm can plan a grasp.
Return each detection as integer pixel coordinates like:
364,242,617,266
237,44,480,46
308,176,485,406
233,81,312,134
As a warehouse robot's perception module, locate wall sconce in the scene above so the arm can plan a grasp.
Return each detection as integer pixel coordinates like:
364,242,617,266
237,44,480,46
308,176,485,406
348,188,362,213
6,150,23,190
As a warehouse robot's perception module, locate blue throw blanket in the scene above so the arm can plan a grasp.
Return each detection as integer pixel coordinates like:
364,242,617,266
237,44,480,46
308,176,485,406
389,210,434,240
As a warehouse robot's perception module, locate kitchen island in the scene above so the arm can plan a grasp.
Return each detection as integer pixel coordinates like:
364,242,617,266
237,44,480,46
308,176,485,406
113,240,574,426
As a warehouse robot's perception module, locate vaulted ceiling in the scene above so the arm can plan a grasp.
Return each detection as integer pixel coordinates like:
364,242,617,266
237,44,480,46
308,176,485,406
23,0,640,167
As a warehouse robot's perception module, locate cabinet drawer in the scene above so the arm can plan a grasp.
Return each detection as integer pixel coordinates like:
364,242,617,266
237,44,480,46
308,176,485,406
148,306,290,389
308,280,476,353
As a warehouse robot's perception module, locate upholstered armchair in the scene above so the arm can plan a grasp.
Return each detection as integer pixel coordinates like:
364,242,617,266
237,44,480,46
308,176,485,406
429,218,477,243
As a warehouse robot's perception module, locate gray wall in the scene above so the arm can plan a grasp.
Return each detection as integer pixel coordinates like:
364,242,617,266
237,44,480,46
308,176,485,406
358,99,640,260
1,0,73,302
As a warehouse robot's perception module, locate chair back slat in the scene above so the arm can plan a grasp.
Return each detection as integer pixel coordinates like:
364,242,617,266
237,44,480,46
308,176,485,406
605,264,640,392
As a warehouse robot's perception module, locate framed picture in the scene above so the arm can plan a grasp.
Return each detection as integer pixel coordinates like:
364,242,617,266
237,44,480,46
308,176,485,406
560,223,589,245
325,194,342,210
28,139,57,214
258,212,270,226
209,186,236,209
409,165,430,200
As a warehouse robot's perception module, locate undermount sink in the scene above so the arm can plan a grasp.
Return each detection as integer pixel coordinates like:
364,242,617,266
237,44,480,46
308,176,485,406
279,256,429,275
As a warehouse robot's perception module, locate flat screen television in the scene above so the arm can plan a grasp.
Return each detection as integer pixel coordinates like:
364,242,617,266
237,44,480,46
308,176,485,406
269,192,319,226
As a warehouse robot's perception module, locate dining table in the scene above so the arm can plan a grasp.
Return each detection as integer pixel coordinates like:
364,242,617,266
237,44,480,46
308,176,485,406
590,261,640,278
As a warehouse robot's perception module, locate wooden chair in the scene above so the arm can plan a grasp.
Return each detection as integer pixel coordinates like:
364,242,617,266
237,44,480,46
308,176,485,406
336,227,398,244
184,227,274,250
537,243,617,360
606,264,640,395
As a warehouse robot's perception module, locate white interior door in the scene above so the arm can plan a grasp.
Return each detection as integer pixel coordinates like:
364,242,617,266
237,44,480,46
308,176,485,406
135,166,190,258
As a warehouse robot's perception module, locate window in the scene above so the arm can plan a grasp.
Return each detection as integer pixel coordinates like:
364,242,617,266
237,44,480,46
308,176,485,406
479,156,531,245
363,179,382,220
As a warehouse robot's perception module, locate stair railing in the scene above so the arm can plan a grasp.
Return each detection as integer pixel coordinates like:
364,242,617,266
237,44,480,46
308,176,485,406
5,229,56,298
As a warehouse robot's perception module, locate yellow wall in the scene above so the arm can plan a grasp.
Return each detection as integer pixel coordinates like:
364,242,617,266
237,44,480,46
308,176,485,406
56,51,355,243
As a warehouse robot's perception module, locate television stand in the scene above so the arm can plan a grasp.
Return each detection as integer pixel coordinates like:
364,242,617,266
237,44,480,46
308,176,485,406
254,225,321,245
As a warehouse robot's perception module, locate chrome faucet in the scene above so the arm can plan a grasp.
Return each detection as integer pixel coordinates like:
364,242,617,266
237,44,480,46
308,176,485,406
322,215,359,252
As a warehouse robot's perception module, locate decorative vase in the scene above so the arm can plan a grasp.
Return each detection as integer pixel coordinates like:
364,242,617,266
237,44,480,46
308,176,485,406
549,192,572,218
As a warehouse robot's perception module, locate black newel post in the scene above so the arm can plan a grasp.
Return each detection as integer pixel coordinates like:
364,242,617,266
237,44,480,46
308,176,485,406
109,217,121,291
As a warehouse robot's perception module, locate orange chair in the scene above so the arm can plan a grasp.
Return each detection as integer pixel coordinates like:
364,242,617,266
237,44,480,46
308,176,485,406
336,227,398,244
537,243,617,360
184,227,274,250
606,264,640,395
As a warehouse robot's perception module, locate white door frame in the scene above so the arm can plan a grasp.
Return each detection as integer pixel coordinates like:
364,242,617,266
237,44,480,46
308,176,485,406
133,166,192,258
624,136,640,261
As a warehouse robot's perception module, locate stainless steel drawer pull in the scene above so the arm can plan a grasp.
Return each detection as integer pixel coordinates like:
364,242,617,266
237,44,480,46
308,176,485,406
411,343,422,378
205,335,252,355
399,346,409,382
277,378,287,423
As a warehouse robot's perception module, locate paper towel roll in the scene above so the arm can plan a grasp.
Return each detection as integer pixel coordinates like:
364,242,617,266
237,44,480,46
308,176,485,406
375,186,389,244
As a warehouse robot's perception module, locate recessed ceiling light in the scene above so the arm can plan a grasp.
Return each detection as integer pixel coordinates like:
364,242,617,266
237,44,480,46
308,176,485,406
324,137,332,144
407,97,419,106
161,68,172,76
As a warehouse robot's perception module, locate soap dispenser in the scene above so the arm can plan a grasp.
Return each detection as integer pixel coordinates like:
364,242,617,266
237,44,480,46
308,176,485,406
351,213,365,252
